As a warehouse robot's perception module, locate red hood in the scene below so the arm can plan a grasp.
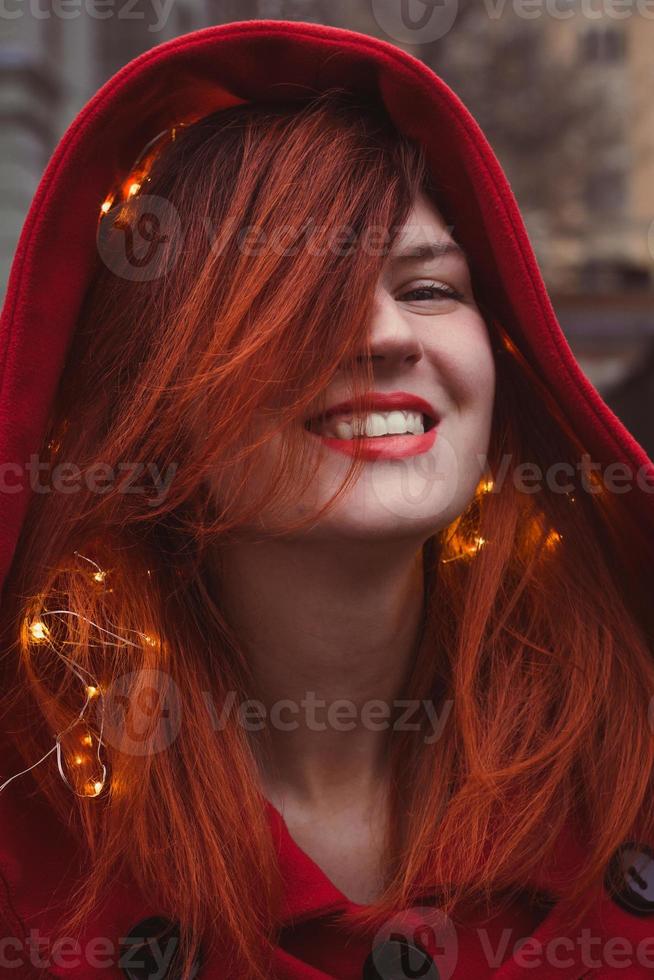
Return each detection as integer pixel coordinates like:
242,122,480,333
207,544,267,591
1,18,653,598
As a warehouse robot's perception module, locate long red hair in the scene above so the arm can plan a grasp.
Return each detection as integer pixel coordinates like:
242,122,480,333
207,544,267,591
1,87,653,978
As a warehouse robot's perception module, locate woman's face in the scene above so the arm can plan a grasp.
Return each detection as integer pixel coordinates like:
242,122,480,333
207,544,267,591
212,190,496,545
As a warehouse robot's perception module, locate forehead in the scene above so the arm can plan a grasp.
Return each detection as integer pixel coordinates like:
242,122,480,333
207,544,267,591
398,191,448,236
387,193,469,267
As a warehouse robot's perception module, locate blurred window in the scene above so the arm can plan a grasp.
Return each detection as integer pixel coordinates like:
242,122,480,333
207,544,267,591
579,258,651,292
579,26,626,63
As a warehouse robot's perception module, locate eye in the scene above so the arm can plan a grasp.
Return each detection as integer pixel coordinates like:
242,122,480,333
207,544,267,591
398,281,465,304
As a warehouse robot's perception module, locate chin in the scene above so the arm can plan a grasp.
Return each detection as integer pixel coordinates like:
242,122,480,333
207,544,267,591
299,495,462,544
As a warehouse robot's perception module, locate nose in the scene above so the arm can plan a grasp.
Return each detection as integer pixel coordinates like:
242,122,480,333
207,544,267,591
358,288,423,368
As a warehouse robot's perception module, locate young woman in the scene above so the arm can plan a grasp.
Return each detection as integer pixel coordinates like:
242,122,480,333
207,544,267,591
0,18,653,980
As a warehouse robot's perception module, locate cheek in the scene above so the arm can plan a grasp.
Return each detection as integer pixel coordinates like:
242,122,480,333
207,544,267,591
436,317,496,412
469,342,496,416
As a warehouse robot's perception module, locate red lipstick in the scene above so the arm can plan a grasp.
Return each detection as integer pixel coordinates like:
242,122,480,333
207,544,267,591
305,390,439,460
316,391,438,422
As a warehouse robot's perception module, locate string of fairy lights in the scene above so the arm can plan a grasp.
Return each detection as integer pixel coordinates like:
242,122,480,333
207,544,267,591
98,122,189,218
0,552,160,800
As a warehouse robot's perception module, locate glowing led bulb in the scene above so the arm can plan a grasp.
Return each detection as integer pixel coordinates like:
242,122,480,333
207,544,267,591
545,529,563,549
85,685,100,699
100,199,112,214
465,536,486,555
92,570,106,584
28,620,49,642
127,182,141,197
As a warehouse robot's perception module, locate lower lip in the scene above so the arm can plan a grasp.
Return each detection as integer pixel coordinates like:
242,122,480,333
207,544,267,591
309,428,438,460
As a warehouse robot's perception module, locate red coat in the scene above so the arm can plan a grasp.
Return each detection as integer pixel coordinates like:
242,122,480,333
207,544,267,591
1,18,653,980
1,749,654,979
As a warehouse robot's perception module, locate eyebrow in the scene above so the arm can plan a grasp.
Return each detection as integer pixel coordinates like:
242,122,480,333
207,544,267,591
389,240,469,265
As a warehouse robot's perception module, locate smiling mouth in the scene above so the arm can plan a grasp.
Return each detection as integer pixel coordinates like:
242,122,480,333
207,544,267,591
304,411,438,440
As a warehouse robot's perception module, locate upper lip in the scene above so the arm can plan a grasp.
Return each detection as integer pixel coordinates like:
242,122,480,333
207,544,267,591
306,391,440,425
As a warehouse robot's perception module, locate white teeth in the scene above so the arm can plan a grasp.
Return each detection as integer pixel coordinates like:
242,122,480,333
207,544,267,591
315,410,427,440
334,420,353,439
386,411,411,435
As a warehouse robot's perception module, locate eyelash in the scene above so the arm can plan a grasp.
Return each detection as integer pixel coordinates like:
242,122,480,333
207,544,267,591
399,283,464,303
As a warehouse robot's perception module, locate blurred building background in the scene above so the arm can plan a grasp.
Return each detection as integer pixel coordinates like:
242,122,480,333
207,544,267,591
1,0,652,454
